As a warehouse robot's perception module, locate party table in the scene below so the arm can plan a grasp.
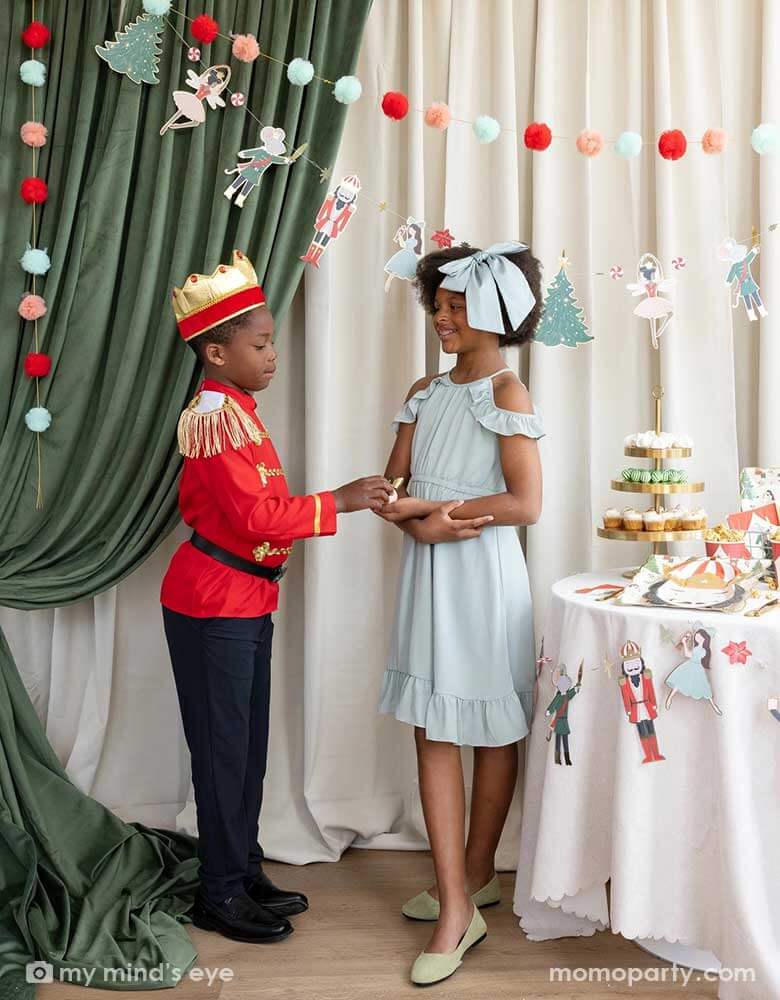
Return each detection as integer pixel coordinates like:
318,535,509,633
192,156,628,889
513,571,780,1000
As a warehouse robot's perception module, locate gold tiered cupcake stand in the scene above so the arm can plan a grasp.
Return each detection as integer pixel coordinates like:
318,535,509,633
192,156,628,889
597,386,705,557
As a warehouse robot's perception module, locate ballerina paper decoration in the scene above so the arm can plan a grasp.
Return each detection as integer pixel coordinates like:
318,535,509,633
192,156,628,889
160,65,230,135
664,623,722,716
300,174,361,267
718,237,767,321
223,127,307,208
384,217,425,292
626,253,674,350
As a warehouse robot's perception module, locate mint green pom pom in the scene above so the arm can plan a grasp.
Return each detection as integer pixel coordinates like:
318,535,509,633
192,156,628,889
287,58,314,86
142,0,171,12
333,75,361,104
751,123,779,155
25,406,52,432
473,115,500,143
615,131,642,158
20,245,51,275
20,60,46,87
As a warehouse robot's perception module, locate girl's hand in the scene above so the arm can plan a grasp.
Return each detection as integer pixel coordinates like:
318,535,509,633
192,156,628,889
412,500,494,543
376,497,441,523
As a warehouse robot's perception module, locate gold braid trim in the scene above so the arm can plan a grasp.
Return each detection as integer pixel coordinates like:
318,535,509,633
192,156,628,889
177,394,263,458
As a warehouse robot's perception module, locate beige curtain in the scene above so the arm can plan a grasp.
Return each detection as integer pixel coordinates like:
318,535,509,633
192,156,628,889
1,0,777,870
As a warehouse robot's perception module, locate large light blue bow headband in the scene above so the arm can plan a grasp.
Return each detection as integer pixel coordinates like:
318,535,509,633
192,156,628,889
437,241,536,335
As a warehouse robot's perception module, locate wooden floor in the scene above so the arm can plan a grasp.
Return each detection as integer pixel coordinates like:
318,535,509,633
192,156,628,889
40,848,718,999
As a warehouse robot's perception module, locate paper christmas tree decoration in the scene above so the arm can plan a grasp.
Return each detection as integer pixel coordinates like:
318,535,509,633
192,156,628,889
96,13,166,86
534,252,593,348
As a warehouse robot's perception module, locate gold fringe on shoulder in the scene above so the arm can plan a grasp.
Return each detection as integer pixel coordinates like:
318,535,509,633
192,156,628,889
177,393,264,459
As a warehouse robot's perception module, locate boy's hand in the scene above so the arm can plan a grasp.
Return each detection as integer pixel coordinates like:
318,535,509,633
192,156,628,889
333,477,395,513
410,501,494,543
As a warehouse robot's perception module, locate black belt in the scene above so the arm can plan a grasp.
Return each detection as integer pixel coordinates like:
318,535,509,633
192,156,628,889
190,531,288,583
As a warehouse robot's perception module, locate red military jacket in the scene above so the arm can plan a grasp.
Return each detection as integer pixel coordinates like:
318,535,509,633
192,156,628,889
619,671,659,724
161,379,337,618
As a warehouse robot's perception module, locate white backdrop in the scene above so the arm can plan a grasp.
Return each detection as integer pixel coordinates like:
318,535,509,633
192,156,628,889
1,0,778,869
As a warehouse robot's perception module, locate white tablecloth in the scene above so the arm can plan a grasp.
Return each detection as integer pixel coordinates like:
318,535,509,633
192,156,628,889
513,572,780,1000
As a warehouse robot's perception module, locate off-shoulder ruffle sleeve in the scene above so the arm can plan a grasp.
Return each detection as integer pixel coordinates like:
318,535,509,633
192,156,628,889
466,381,545,438
391,377,443,432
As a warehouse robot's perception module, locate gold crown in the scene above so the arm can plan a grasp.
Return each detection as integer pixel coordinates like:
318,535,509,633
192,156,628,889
171,249,266,340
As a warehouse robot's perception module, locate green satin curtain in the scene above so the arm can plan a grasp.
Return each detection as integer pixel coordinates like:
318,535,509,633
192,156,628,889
0,0,371,990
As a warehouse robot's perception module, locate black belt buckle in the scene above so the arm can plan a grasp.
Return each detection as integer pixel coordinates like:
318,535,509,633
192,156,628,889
270,564,288,584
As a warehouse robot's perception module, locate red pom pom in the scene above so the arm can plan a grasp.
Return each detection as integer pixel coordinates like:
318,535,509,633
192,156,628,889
381,91,409,121
21,21,51,48
658,129,687,160
191,14,219,43
524,122,552,151
20,177,48,204
24,353,52,378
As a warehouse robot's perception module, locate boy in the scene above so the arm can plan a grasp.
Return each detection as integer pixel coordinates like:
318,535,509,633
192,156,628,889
161,250,392,944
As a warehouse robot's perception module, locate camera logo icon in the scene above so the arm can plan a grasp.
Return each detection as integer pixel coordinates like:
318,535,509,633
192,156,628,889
26,961,54,984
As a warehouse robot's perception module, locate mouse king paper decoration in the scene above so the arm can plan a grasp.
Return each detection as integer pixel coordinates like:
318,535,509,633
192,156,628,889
718,236,767,321
224,127,307,208
384,217,425,291
160,65,231,135
96,12,166,85
534,252,593,348
626,252,674,349
545,661,583,765
618,640,665,764
300,174,361,267
664,623,723,715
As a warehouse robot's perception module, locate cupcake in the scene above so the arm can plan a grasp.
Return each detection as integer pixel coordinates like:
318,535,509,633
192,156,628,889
682,510,702,531
663,507,682,531
691,507,707,530
604,507,622,529
623,507,643,531
643,510,664,532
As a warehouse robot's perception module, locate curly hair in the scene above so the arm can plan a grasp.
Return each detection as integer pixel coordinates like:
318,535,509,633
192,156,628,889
413,244,543,346
186,312,251,360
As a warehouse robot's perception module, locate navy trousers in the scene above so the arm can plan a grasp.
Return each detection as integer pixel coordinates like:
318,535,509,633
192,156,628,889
163,608,273,903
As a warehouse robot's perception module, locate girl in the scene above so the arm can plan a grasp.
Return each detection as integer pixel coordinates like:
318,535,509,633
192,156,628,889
377,242,544,986
665,626,722,715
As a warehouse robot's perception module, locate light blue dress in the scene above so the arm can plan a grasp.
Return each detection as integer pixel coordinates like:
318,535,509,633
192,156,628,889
665,645,713,700
377,369,545,747
384,236,420,280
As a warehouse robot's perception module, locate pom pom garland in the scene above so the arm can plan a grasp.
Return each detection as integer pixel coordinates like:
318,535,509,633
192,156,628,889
20,246,51,275
232,33,260,62
473,115,500,143
424,102,451,130
142,0,172,13
382,91,409,120
20,59,46,86
21,177,48,204
333,75,362,104
287,57,314,85
524,122,552,151
615,131,642,158
18,294,47,321
191,14,219,44
25,407,52,433
702,127,727,154
658,129,687,160
20,121,47,147
576,128,604,157
751,122,779,155
24,353,52,378
21,21,51,48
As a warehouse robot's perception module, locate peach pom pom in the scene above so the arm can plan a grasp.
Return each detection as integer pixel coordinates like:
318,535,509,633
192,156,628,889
231,33,259,62
20,121,47,147
702,127,727,154
424,102,451,130
576,129,604,157
18,293,47,321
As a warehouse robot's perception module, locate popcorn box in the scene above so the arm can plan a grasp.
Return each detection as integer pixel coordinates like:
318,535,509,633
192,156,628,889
705,541,753,559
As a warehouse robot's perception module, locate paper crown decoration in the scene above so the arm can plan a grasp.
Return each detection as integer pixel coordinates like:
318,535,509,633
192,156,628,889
620,640,642,661
171,249,266,341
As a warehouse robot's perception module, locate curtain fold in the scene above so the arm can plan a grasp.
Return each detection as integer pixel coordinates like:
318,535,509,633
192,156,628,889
0,0,371,989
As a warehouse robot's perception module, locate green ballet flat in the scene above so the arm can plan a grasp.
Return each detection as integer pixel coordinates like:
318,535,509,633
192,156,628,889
410,904,487,986
402,873,501,921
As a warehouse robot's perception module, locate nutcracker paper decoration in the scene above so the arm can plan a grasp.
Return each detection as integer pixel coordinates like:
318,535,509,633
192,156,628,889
718,237,767,321
618,640,665,764
384,217,425,292
96,12,165,85
534,252,592,348
664,624,722,715
223,126,307,208
160,65,230,135
300,174,361,267
626,253,673,350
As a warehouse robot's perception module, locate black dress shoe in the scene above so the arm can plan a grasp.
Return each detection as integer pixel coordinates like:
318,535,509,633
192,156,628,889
193,890,293,943
246,867,309,917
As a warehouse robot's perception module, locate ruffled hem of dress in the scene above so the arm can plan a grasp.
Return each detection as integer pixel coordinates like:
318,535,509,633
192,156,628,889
378,668,531,747
467,381,545,438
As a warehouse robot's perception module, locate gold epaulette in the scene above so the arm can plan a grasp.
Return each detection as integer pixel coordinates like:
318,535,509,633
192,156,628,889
177,391,264,459
645,669,653,678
